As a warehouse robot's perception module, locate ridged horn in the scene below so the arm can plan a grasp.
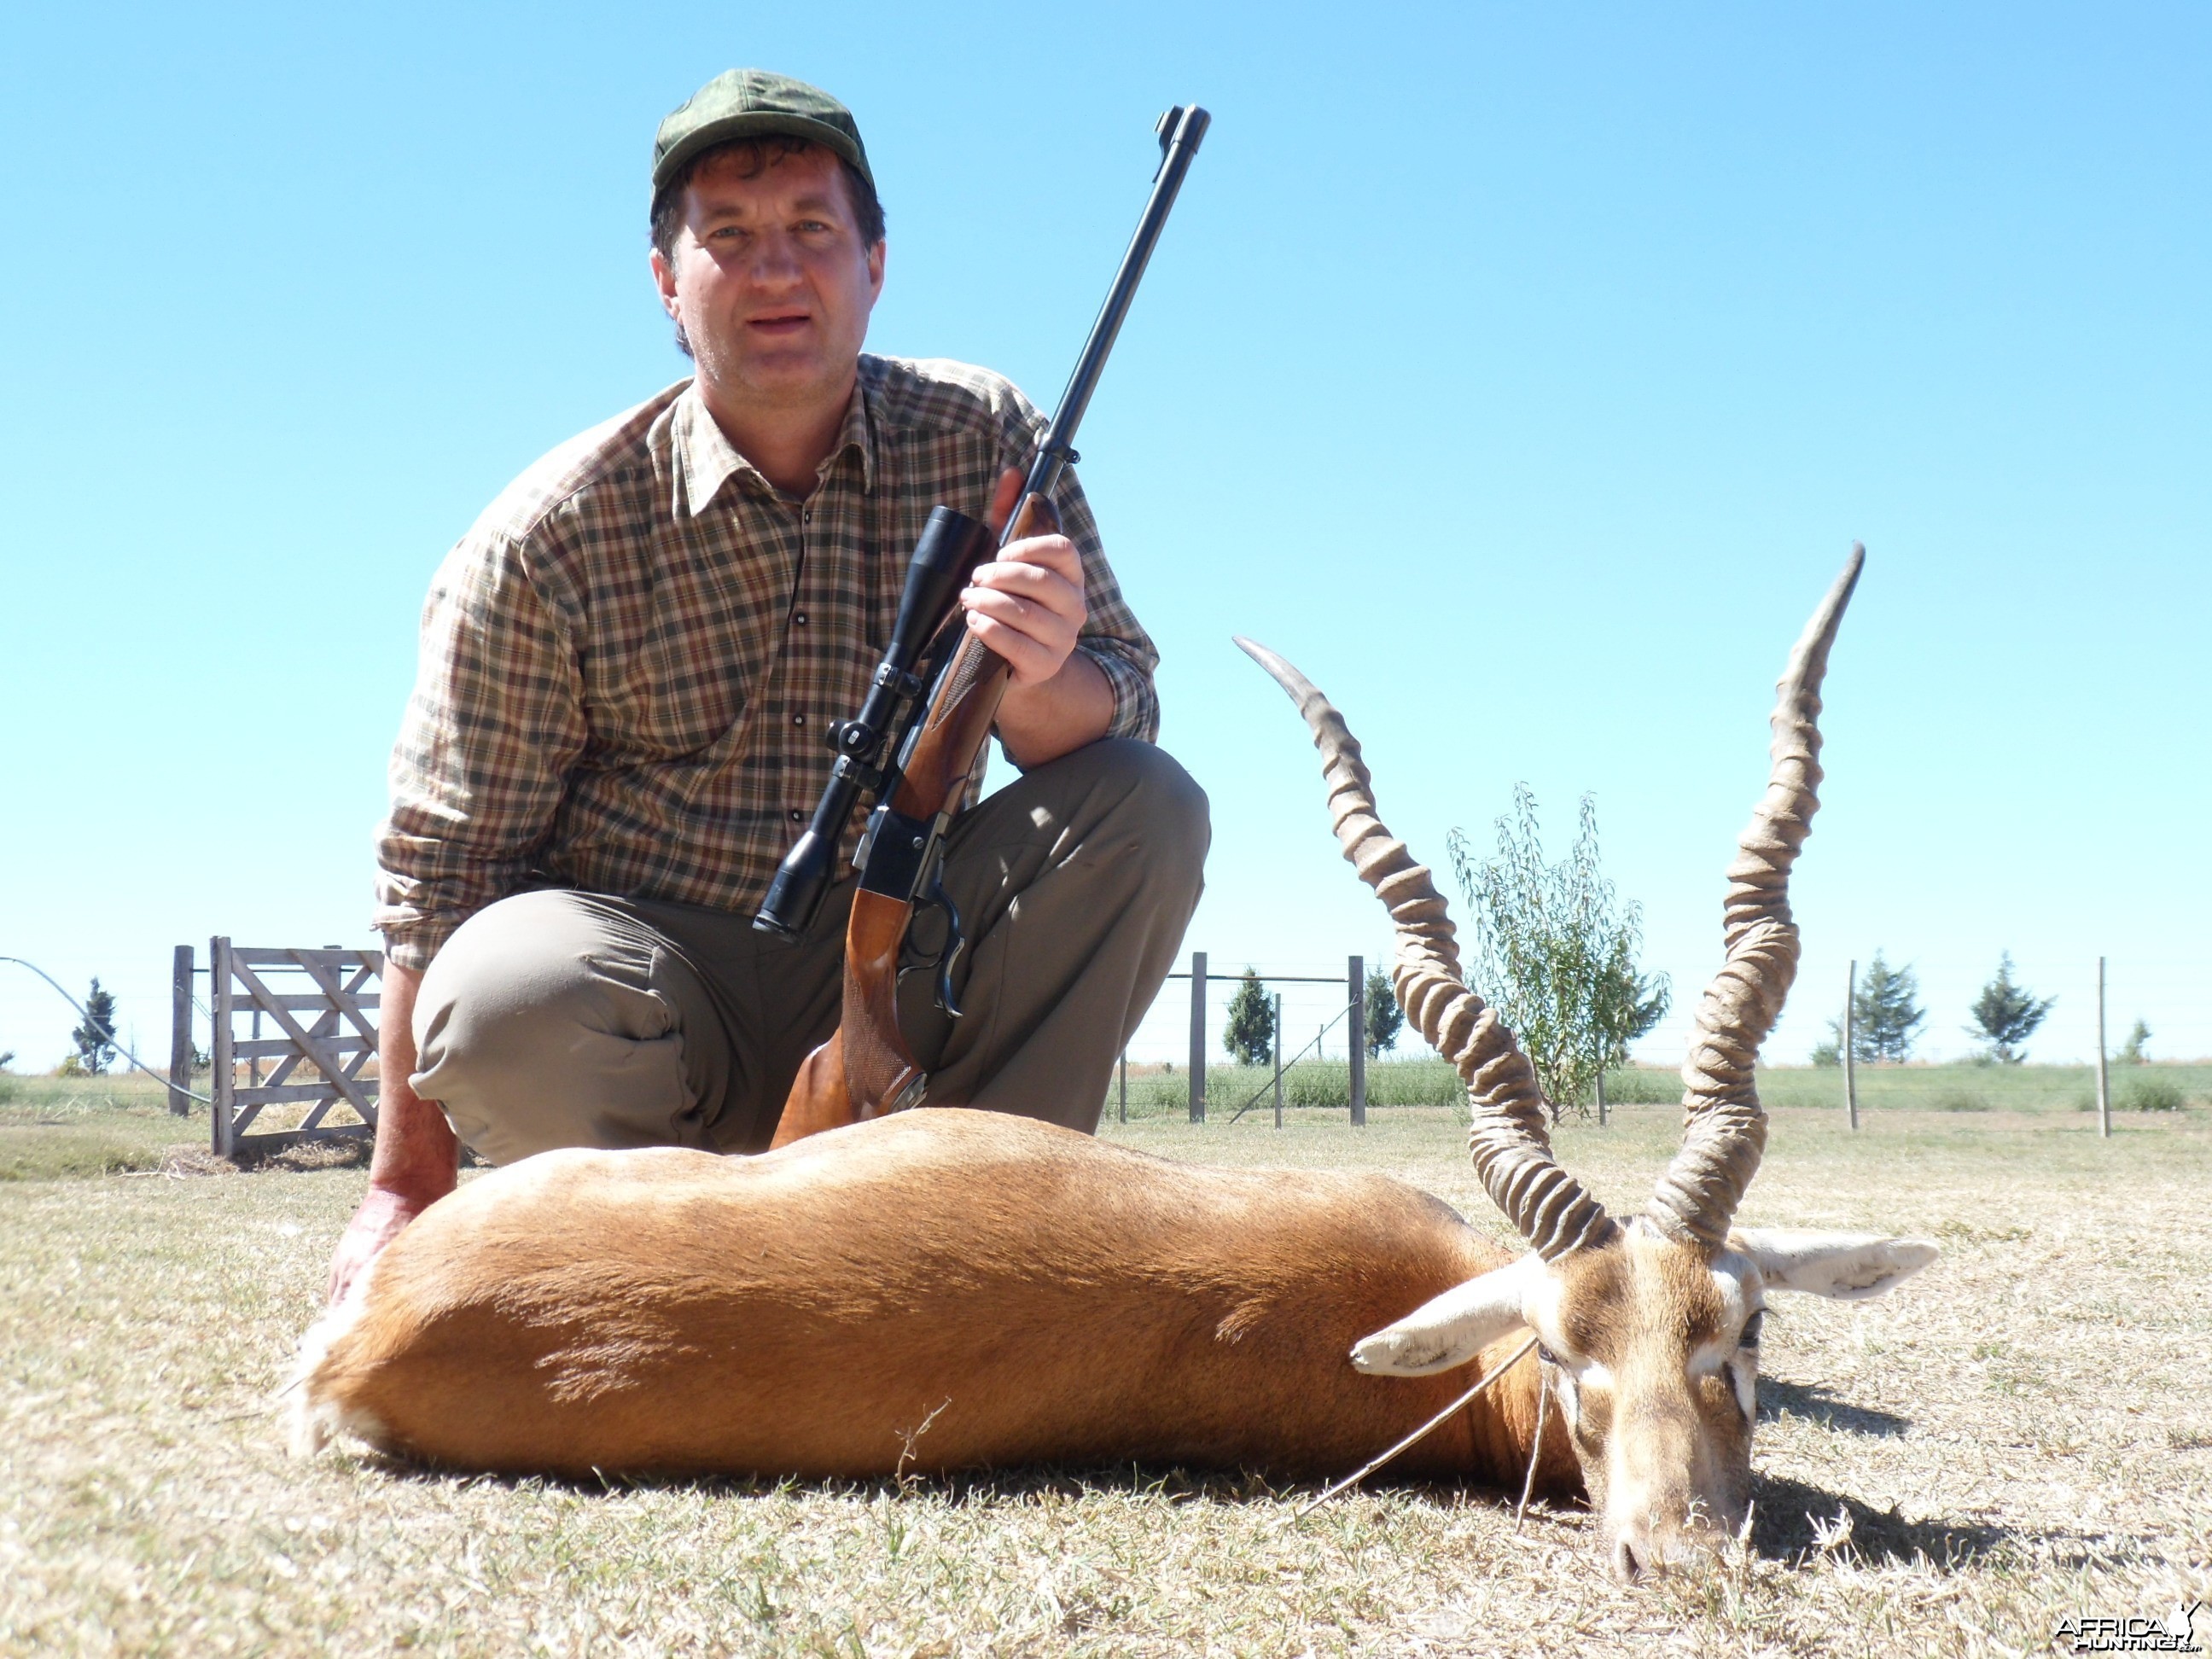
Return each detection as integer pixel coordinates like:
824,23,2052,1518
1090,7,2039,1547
1649,546,1865,1249
1237,637,1615,1260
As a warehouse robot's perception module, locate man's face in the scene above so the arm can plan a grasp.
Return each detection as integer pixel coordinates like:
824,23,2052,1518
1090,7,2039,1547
652,143,884,411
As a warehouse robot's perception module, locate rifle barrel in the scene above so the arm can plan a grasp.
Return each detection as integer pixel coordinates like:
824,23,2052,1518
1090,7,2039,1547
1021,104,1210,509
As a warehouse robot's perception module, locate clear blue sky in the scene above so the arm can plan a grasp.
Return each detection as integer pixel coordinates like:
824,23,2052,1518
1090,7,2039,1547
2,2,2205,1074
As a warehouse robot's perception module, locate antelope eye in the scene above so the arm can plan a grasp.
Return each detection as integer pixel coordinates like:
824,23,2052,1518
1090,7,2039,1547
1537,1343,1560,1366
1739,1310,1765,1350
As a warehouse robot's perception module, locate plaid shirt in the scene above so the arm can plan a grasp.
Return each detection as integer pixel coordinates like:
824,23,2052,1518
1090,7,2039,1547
373,356,1161,973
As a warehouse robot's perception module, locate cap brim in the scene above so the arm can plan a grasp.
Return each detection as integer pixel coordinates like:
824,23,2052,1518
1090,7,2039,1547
653,113,871,195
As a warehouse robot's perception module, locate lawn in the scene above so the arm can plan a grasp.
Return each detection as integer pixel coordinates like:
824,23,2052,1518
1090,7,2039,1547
1,1078,2206,1654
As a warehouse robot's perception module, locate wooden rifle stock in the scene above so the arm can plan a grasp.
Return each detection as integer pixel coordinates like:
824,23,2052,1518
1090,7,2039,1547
768,494,1057,1148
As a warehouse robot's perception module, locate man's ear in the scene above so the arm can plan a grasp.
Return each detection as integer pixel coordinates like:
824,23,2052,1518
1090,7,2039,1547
1350,1254,1541,1376
1730,1229,1940,1301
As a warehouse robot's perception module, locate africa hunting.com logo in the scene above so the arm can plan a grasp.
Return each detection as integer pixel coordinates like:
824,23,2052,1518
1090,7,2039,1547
2054,1602,2203,1654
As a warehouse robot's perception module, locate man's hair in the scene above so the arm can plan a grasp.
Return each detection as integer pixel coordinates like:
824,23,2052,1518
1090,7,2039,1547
649,133,886,268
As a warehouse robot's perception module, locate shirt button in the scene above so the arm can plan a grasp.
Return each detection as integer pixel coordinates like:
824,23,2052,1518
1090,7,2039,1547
793,612,808,627
792,713,806,727
789,809,804,823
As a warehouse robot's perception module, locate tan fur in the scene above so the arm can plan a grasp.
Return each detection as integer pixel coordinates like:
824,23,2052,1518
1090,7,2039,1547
298,1109,1579,1493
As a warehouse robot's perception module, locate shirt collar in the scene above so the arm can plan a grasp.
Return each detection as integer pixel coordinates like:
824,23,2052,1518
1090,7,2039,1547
674,375,876,518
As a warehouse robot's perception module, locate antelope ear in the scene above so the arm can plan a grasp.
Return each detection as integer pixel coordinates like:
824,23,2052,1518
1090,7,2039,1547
1729,1229,1940,1301
1350,1254,1541,1376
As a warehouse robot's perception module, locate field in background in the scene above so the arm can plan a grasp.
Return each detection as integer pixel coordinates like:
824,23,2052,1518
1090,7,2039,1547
1,1082,2206,1653
1112,1056,2212,1119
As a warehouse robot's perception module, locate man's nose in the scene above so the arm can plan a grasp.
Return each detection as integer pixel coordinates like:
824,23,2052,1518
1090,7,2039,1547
743,230,804,286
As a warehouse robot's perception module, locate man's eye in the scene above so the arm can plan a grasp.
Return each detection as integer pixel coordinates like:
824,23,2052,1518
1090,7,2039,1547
1739,1310,1765,1350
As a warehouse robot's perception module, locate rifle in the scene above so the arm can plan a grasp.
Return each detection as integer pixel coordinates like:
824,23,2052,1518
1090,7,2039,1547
754,102,1210,1148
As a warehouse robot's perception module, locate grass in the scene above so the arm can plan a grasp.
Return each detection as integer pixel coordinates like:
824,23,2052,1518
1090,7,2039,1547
1,1087,2207,1653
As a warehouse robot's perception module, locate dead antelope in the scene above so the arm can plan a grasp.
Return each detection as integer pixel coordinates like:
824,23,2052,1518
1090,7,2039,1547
294,545,1932,1578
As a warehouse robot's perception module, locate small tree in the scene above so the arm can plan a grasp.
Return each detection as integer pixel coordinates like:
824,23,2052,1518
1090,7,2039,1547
1852,952,1924,1063
1363,967,1403,1059
1966,952,2056,1064
1447,786,1669,1119
2117,1019,2151,1064
1222,969,1276,1068
71,979,119,1077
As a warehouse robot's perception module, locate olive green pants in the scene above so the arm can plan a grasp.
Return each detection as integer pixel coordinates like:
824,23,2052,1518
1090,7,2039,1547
410,739,1208,1164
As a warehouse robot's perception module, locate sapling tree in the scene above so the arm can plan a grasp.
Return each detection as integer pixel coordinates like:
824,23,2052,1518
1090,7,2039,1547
1222,969,1276,1068
2118,1019,2151,1064
1363,967,1403,1058
1447,787,1669,1119
1967,952,2056,1063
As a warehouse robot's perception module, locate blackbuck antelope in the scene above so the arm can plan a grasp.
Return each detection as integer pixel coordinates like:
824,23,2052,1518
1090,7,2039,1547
294,546,1934,1579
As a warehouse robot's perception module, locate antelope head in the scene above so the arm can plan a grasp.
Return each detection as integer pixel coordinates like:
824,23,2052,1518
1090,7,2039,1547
1241,546,1936,1580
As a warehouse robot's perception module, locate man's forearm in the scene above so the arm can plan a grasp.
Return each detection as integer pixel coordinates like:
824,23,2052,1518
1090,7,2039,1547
995,650,1114,769
369,962,458,1200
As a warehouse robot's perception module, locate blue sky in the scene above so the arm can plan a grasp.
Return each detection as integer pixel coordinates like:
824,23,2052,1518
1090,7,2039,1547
2,2,2205,1074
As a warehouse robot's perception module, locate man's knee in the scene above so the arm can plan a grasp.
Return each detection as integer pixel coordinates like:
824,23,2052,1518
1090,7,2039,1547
1079,738,1211,878
415,892,660,1070
410,891,680,1161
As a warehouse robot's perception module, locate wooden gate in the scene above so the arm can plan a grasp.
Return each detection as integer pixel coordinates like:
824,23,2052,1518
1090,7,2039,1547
207,940,381,1161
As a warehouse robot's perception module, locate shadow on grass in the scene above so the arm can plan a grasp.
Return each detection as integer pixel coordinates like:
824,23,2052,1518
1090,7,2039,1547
1758,1377,1912,1437
1749,1472,2010,1568
366,1454,2066,1575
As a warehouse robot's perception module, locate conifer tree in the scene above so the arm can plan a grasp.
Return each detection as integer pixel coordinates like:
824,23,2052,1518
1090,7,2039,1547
1363,967,1403,1058
1967,952,2055,1063
1851,951,1925,1062
1222,969,1276,1068
72,979,119,1076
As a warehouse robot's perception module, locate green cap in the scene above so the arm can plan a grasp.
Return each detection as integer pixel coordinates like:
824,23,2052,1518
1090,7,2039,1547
652,69,872,197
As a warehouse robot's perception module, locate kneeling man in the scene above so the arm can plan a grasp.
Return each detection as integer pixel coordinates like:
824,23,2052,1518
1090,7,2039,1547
331,70,1208,1299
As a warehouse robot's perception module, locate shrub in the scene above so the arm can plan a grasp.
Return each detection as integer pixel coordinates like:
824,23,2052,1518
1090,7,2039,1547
2124,1075,2184,1114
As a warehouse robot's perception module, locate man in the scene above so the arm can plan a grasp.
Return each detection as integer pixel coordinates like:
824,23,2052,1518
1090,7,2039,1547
329,71,1208,1300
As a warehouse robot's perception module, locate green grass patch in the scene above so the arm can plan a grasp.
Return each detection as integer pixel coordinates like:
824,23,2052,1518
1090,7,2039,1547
0,1073,194,1181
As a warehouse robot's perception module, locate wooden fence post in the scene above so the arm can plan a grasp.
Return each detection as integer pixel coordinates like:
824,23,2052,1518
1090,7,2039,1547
1188,951,1207,1123
167,945,194,1116
210,936,234,1158
1843,959,1859,1132
2096,956,2110,1139
1348,955,1365,1127
1272,992,1284,1129
1596,1067,1607,1128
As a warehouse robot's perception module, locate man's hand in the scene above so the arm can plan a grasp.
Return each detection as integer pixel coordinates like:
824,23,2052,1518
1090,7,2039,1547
327,962,458,1304
962,470,1090,689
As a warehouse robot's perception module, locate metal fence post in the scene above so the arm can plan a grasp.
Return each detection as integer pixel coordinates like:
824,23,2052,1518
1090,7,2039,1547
1118,1049,1127,1125
1188,951,1207,1123
167,945,194,1115
1272,992,1284,1129
2096,956,2110,1139
1843,959,1859,1131
1596,1067,1606,1128
1348,955,1365,1126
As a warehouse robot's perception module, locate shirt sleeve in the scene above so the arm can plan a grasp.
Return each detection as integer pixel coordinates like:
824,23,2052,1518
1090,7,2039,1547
371,526,587,972
998,414,1162,749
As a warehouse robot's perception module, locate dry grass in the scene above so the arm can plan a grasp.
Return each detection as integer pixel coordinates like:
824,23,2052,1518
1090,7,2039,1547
1,1096,2206,1655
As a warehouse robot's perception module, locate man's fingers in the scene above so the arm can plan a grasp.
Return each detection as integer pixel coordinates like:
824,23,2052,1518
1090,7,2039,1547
963,610,1058,686
967,561,1086,626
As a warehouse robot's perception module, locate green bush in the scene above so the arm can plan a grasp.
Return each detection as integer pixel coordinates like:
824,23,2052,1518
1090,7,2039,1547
1932,1090,1992,1113
2124,1075,2185,1114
